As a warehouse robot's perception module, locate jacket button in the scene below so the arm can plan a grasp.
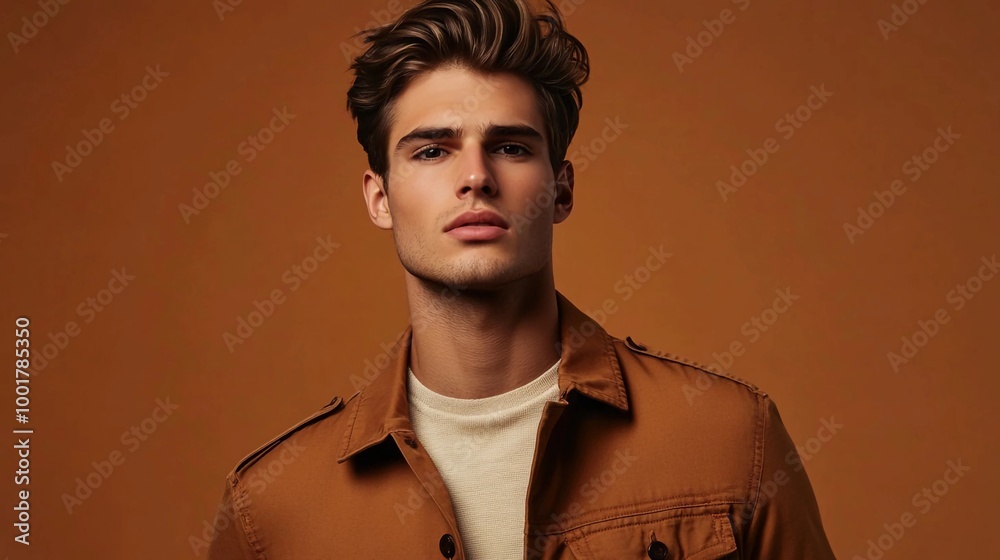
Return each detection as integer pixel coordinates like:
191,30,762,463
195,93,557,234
439,533,456,558
647,539,668,560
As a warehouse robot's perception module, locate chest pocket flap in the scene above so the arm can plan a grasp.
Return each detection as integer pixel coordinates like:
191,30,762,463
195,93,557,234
564,510,737,560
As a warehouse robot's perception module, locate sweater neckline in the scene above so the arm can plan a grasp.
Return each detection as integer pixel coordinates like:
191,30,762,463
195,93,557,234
407,358,561,418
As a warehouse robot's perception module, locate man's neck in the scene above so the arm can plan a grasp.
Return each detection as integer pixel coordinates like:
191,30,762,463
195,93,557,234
404,270,561,400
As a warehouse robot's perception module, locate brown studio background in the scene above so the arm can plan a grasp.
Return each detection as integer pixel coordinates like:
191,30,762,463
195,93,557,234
2,0,998,557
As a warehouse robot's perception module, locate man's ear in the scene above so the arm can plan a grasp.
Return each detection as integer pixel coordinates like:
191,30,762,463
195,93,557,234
362,169,392,230
552,159,574,224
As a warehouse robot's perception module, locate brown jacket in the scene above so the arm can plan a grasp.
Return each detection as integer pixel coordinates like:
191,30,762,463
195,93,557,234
207,291,836,559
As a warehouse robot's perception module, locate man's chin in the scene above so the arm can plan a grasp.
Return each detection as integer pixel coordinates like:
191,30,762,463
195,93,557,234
433,274,515,292
406,268,521,293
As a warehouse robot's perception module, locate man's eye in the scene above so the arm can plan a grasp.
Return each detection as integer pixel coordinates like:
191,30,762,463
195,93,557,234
498,144,529,156
414,146,445,160
413,144,528,160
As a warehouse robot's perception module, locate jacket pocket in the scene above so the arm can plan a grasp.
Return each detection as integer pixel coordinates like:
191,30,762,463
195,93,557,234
562,508,737,560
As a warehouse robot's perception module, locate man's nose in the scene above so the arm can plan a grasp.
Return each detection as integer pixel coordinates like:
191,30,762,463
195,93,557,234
455,147,497,197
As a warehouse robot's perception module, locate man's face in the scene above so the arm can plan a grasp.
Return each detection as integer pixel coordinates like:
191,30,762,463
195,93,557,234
362,66,574,291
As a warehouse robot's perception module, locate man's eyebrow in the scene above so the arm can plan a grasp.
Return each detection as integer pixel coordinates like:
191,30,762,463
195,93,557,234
393,123,545,154
485,124,544,143
394,126,458,154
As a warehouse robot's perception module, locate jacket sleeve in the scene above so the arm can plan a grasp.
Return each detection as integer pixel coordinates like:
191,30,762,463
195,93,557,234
741,395,837,559
206,477,259,560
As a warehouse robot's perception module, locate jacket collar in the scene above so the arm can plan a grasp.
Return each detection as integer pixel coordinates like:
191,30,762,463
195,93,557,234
336,290,629,463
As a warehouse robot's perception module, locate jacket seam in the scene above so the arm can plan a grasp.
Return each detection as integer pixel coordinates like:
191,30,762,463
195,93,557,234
684,517,730,559
602,333,628,406
576,511,728,537
580,528,596,557
233,397,345,477
568,512,733,557
340,388,365,459
743,393,768,539
615,338,765,397
540,500,742,535
228,475,267,560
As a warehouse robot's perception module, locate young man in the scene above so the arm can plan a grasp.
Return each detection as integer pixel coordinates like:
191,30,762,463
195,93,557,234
207,1,837,558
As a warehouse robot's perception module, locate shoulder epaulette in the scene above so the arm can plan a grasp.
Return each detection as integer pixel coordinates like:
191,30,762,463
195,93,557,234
231,395,345,478
620,336,765,396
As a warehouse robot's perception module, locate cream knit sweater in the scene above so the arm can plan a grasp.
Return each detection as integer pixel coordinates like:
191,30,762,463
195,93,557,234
406,358,562,560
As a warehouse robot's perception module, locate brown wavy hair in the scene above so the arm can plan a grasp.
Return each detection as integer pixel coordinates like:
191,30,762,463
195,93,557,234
345,0,590,189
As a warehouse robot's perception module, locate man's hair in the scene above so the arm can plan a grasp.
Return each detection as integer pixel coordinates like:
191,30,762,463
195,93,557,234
346,0,590,188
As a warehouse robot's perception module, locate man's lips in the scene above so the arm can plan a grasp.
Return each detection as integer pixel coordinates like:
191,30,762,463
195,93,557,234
445,224,508,241
444,209,510,232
